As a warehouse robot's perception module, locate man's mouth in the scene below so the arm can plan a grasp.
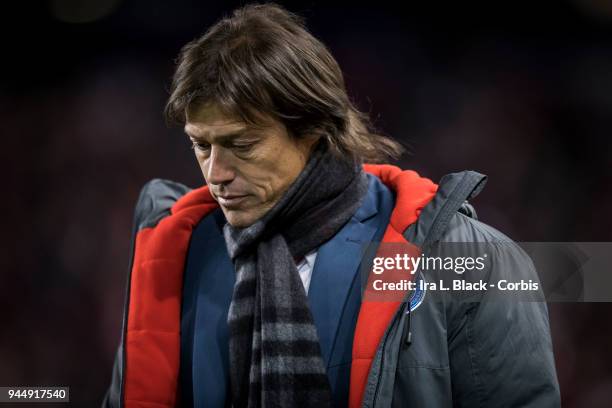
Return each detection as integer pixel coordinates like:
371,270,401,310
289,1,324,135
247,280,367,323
216,194,249,208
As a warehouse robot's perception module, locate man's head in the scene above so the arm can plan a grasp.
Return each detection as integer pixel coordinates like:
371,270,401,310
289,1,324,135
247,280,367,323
166,3,403,226
184,102,318,227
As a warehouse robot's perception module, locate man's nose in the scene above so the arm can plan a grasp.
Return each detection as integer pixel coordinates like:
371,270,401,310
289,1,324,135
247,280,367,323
206,146,235,186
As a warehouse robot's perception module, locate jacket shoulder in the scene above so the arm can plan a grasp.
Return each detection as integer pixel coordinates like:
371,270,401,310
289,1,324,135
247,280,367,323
133,179,192,230
442,211,513,243
441,212,536,282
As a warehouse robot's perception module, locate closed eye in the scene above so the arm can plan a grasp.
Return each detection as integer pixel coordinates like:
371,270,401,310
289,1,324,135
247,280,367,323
191,141,211,152
225,137,260,155
231,142,255,152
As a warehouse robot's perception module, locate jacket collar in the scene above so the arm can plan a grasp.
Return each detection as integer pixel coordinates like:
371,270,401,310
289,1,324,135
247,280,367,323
172,164,437,234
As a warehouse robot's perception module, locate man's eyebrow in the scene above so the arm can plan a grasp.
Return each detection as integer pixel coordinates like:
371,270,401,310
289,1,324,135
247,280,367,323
186,128,249,142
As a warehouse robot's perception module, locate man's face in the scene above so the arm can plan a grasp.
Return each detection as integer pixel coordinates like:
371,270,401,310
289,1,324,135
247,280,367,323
185,103,318,227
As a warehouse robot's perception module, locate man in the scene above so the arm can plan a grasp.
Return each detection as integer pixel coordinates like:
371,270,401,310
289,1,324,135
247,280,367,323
103,3,560,407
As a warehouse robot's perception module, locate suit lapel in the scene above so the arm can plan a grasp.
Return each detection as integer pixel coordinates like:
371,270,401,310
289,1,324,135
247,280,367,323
182,209,235,408
307,176,380,368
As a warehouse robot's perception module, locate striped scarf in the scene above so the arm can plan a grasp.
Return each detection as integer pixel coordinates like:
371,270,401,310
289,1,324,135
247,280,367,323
223,141,368,407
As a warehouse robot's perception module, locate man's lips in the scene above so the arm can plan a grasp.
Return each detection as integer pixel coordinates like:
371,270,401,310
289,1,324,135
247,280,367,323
216,194,249,208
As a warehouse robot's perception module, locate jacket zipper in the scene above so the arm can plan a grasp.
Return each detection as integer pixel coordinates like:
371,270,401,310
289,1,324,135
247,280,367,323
371,301,407,407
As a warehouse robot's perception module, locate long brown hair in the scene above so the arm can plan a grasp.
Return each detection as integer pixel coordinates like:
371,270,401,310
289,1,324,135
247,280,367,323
165,3,404,163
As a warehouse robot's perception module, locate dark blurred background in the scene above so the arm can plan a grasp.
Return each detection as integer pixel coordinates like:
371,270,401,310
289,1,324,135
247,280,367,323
2,0,611,406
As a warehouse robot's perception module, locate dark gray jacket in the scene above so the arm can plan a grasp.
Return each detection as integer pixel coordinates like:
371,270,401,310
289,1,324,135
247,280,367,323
358,171,560,407
103,170,561,407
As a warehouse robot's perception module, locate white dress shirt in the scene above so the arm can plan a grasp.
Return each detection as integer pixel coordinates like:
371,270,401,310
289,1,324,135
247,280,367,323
296,250,318,294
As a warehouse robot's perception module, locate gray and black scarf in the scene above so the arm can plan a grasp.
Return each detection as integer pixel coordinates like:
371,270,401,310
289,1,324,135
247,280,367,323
223,141,368,407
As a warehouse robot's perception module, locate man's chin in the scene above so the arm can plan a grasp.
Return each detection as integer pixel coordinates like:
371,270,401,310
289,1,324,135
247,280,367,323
221,207,259,228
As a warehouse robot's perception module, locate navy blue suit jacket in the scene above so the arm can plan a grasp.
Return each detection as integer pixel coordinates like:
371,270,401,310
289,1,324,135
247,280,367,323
180,174,394,407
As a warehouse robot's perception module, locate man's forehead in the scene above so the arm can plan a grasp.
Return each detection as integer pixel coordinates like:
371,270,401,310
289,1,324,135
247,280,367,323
184,103,248,140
